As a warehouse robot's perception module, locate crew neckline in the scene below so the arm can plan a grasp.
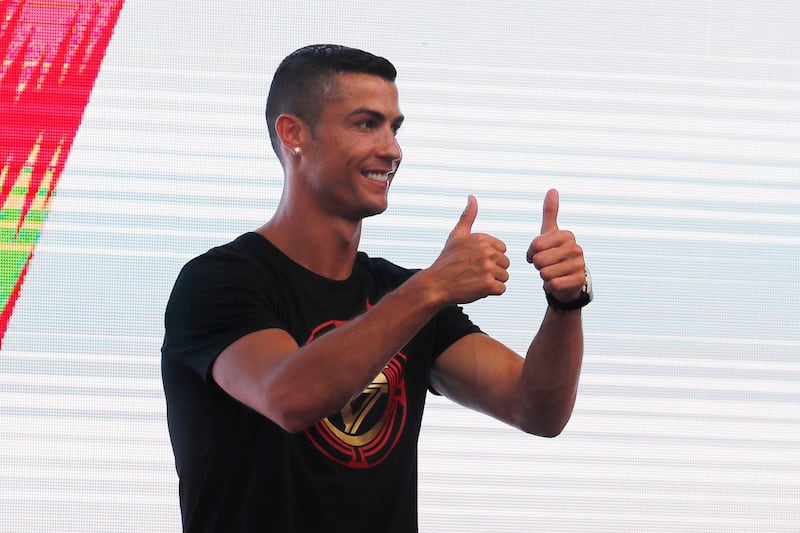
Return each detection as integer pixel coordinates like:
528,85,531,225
242,232,364,287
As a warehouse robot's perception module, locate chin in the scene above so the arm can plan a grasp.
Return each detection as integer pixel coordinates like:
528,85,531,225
362,197,389,218
361,204,387,219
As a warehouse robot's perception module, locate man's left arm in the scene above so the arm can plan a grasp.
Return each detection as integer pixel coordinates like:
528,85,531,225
431,189,587,437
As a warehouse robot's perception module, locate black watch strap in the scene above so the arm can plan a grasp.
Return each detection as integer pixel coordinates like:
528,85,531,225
546,290,591,313
545,268,593,313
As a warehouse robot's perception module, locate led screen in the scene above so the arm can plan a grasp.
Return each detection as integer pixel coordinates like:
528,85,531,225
1,1,798,531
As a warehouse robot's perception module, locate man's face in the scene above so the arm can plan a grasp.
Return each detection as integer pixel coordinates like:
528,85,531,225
300,72,404,221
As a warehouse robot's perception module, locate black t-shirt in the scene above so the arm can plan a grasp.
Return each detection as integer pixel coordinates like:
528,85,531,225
161,232,481,532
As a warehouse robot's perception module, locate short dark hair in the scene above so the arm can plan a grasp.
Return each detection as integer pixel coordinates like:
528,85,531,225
265,44,397,160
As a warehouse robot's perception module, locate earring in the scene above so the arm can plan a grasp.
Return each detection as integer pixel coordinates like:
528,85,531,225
293,146,302,156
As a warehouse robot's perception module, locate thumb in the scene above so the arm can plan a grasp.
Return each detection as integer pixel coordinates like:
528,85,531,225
540,188,559,234
451,195,477,236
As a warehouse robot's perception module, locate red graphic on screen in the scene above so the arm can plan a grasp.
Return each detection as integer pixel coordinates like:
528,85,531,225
0,0,124,347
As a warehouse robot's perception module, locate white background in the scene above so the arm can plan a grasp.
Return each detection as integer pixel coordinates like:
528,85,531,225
1,1,799,531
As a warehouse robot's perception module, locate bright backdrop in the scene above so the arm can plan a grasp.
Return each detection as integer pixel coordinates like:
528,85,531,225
2,1,799,531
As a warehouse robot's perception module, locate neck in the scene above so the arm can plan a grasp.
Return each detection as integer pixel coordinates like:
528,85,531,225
258,200,362,281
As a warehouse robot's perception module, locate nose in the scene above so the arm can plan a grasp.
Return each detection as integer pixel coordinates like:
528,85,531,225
379,129,402,164
391,141,402,171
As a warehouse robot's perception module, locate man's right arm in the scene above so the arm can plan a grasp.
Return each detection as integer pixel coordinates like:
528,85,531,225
212,275,440,433
212,196,508,433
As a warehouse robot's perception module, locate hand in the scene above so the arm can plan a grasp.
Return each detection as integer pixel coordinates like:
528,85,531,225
427,195,510,305
526,189,586,303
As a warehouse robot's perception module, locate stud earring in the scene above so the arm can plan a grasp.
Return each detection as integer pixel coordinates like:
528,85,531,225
293,146,302,156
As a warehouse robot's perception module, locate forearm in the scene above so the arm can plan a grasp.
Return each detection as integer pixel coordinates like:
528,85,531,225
261,270,442,431
222,201,509,432
517,307,583,436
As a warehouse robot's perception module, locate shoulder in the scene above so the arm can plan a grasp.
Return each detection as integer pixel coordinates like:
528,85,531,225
194,232,269,266
178,232,275,280
162,233,287,365
167,233,278,315
356,252,418,286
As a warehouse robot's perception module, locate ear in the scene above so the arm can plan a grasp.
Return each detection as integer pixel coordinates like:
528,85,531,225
275,113,306,156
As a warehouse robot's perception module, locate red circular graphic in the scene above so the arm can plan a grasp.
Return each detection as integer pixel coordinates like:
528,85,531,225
303,317,408,468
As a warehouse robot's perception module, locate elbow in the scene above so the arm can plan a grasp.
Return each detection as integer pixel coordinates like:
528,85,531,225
520,420,568,438
536,425,566,438
275,418,312,434
516,406,572,438
266,408,316,434
517,389,577,438
260,386,318,434
268,406,311,434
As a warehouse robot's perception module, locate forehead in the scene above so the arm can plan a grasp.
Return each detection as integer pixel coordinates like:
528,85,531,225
324,72,401,115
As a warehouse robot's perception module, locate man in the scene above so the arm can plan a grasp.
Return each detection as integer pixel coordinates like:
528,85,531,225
162,44,591,532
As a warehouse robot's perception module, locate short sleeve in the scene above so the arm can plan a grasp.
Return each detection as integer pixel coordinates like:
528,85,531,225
431,304,483,359
426,304,483,395
161,254,284,383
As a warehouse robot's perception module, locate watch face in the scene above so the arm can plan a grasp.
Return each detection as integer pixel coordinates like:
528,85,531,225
584,268,593,300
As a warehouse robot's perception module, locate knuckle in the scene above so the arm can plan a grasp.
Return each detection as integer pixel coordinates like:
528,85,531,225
479,247,495,262
568,242,583,257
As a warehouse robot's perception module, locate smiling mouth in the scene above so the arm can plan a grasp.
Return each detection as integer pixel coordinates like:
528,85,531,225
363,171,392,183
363,159,398,184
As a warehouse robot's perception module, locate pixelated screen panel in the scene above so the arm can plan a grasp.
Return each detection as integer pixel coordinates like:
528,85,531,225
1,0,124,344
1,2,798,532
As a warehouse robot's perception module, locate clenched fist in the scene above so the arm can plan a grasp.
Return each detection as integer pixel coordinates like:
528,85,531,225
526,189,586,304
428,195,510,305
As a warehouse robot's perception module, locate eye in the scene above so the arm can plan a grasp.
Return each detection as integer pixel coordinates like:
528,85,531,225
357,119,376,130
391,118,404,135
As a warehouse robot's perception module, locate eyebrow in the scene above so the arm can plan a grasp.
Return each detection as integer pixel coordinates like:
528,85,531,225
349,108,405,128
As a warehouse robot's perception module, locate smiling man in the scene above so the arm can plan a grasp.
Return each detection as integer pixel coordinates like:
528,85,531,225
161,44,592,532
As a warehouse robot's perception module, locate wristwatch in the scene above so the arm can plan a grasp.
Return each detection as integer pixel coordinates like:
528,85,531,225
545,268,593,313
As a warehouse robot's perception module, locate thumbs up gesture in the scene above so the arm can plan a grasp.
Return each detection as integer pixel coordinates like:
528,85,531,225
427,195,510,305
527,189,586,303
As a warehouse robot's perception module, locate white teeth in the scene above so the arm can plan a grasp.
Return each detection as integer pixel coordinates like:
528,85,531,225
365,172,389,183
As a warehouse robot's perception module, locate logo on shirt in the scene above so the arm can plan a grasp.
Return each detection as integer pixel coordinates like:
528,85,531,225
304,311,408,469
